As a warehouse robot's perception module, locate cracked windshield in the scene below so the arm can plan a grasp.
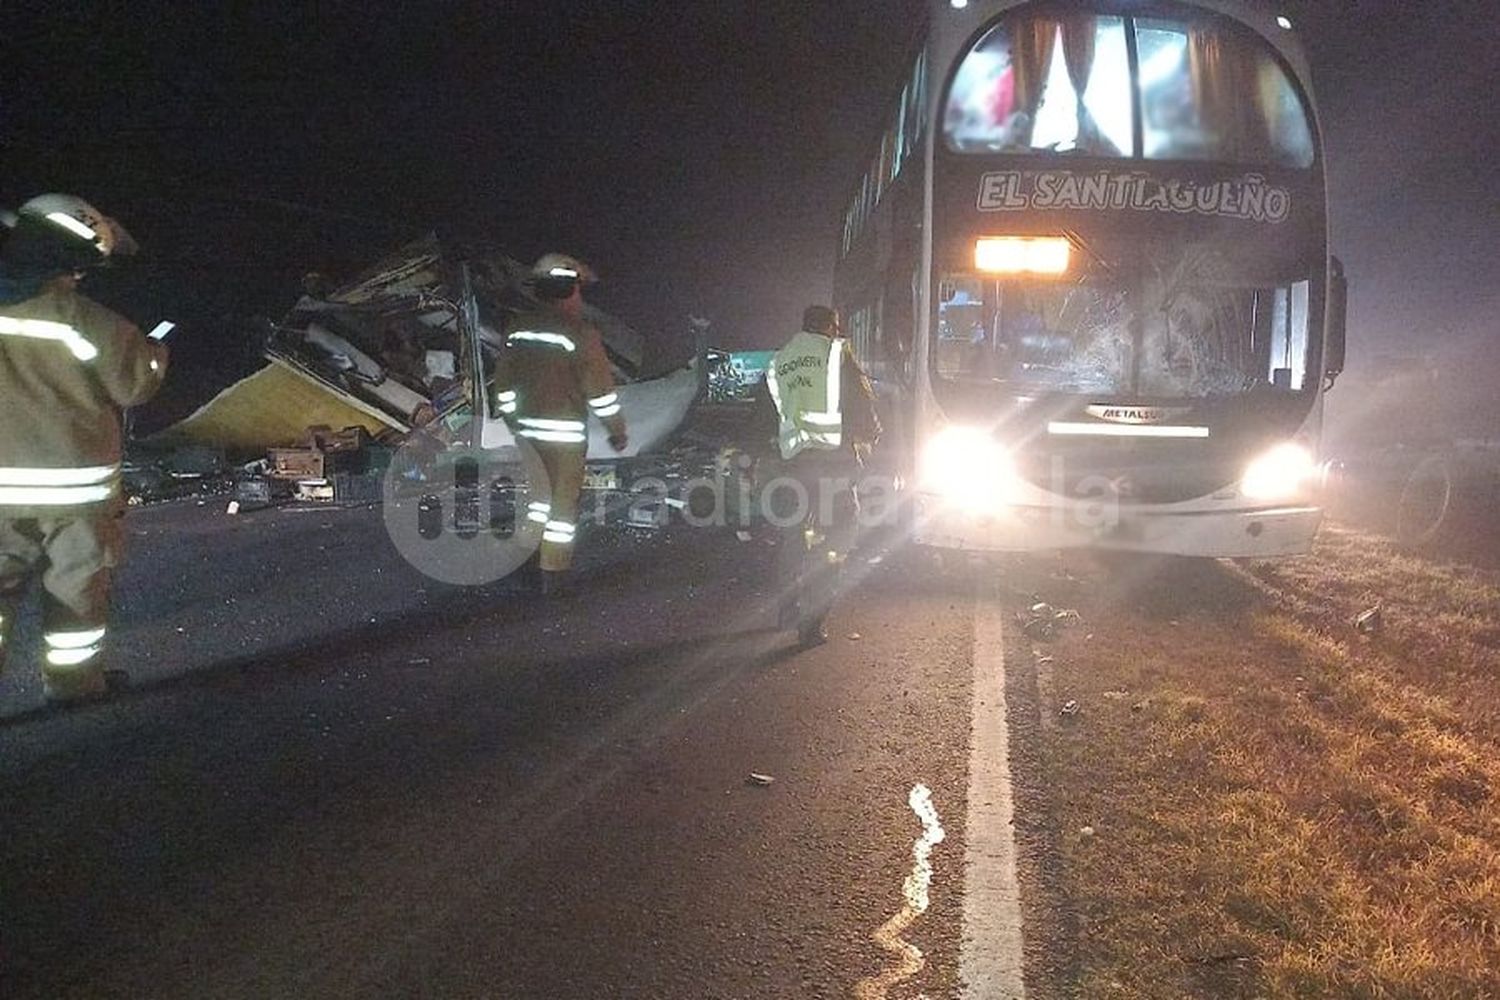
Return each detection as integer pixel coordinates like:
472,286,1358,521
935,260,1311,397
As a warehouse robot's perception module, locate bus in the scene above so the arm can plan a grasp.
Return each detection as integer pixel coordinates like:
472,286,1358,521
834,0,1347,557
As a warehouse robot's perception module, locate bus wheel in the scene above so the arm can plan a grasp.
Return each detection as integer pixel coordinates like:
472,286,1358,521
1395,456,1453,549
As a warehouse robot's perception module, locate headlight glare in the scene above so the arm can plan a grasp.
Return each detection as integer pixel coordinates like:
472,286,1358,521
1241,442,1316,501
921,426,1018,510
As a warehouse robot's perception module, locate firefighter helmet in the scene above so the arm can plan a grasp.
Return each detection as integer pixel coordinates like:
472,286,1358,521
532,252,596,285
16,193,139,261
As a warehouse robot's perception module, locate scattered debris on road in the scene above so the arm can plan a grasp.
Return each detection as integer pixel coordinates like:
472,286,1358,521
1060,699,1081,717
746,773,775,787
1020,602,1084,641
1354,604,1384,635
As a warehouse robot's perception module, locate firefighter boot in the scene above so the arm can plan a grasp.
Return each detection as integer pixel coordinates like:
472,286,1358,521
40,620,122,703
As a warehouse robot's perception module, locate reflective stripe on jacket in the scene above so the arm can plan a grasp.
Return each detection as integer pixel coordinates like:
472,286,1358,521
0,278,167,513
493,308,625,445
767,332,846,460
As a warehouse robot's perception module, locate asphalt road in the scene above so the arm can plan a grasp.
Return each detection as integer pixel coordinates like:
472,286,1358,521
0,501,1004,998
15,500,1478,997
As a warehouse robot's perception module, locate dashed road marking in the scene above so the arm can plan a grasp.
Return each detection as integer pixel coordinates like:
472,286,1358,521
960,594,1027,998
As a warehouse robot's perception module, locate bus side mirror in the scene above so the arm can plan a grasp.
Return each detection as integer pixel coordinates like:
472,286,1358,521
1325,255,1347,387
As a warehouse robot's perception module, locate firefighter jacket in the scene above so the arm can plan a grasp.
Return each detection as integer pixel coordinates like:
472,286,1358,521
0,277,167,514
493,308,626,447
766,331,880,461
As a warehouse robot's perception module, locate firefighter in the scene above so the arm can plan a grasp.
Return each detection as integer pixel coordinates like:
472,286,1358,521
494,253,627,594
0,194,167,701
765,305,880,647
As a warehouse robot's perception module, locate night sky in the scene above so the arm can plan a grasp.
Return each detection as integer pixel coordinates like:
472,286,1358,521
4,0,1497,402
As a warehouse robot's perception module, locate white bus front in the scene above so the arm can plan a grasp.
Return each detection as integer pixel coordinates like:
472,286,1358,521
912,1,1345,557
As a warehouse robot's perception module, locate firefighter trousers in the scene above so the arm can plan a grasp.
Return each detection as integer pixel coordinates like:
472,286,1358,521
0,510,120,691
527,441,587,573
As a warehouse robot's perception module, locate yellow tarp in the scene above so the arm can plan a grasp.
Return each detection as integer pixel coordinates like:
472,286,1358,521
153,358,406,452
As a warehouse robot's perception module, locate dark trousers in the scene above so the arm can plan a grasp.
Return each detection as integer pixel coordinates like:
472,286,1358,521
772,452,860,631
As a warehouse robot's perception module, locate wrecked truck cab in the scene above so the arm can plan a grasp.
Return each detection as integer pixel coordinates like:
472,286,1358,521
156,237,702,465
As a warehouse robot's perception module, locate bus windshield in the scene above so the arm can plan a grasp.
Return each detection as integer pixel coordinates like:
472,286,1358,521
944,10,1314,167
934,268,1313,398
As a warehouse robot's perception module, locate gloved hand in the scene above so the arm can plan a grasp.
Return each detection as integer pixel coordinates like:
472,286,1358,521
609,431,629,453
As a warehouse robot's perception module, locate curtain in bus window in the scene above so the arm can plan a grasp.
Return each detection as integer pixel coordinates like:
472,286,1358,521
946,16,1131,156
1139,19,1313,167
1188,29,1271,163
1259,59,1315,166
1061,17,1095,134
1031,17,1131,155
1012,18,1059,145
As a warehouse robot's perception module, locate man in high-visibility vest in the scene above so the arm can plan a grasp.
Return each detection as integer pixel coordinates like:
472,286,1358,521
765,305,880,647
0,194,168,702
494,253,627,594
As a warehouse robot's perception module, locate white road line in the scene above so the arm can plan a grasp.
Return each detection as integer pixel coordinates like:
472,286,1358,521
854,784,947,1000
960,593,1028,999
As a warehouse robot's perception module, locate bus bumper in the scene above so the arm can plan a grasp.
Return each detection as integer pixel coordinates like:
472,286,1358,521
911,498,1324,558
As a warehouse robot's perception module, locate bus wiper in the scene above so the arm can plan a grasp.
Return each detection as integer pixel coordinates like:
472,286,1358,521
1062,230,1118,279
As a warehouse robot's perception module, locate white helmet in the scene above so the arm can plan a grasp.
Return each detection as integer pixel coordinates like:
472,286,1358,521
16,193,139,260
532,252,596,285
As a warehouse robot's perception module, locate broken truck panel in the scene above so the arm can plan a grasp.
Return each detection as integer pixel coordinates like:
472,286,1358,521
154,355,407,451
155,238,695,457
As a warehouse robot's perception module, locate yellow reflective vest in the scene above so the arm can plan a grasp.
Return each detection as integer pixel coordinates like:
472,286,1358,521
0,278,168,513
766,331,852,461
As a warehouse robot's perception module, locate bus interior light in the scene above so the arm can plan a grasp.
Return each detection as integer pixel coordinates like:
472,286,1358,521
974,237,1071,276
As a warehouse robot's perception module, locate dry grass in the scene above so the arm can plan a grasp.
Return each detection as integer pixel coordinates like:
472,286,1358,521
1013,535,1500,998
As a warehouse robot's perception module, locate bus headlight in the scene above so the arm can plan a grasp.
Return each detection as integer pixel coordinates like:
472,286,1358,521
921,426,1018,510
1241,442,1316,501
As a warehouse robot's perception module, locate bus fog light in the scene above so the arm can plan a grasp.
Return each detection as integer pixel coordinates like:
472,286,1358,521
1242,443,1315,501
921,426,1018,510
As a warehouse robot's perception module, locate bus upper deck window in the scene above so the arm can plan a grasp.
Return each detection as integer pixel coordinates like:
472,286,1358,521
1137,20,1314,167
946,14,1315,168
944,16,1132,157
